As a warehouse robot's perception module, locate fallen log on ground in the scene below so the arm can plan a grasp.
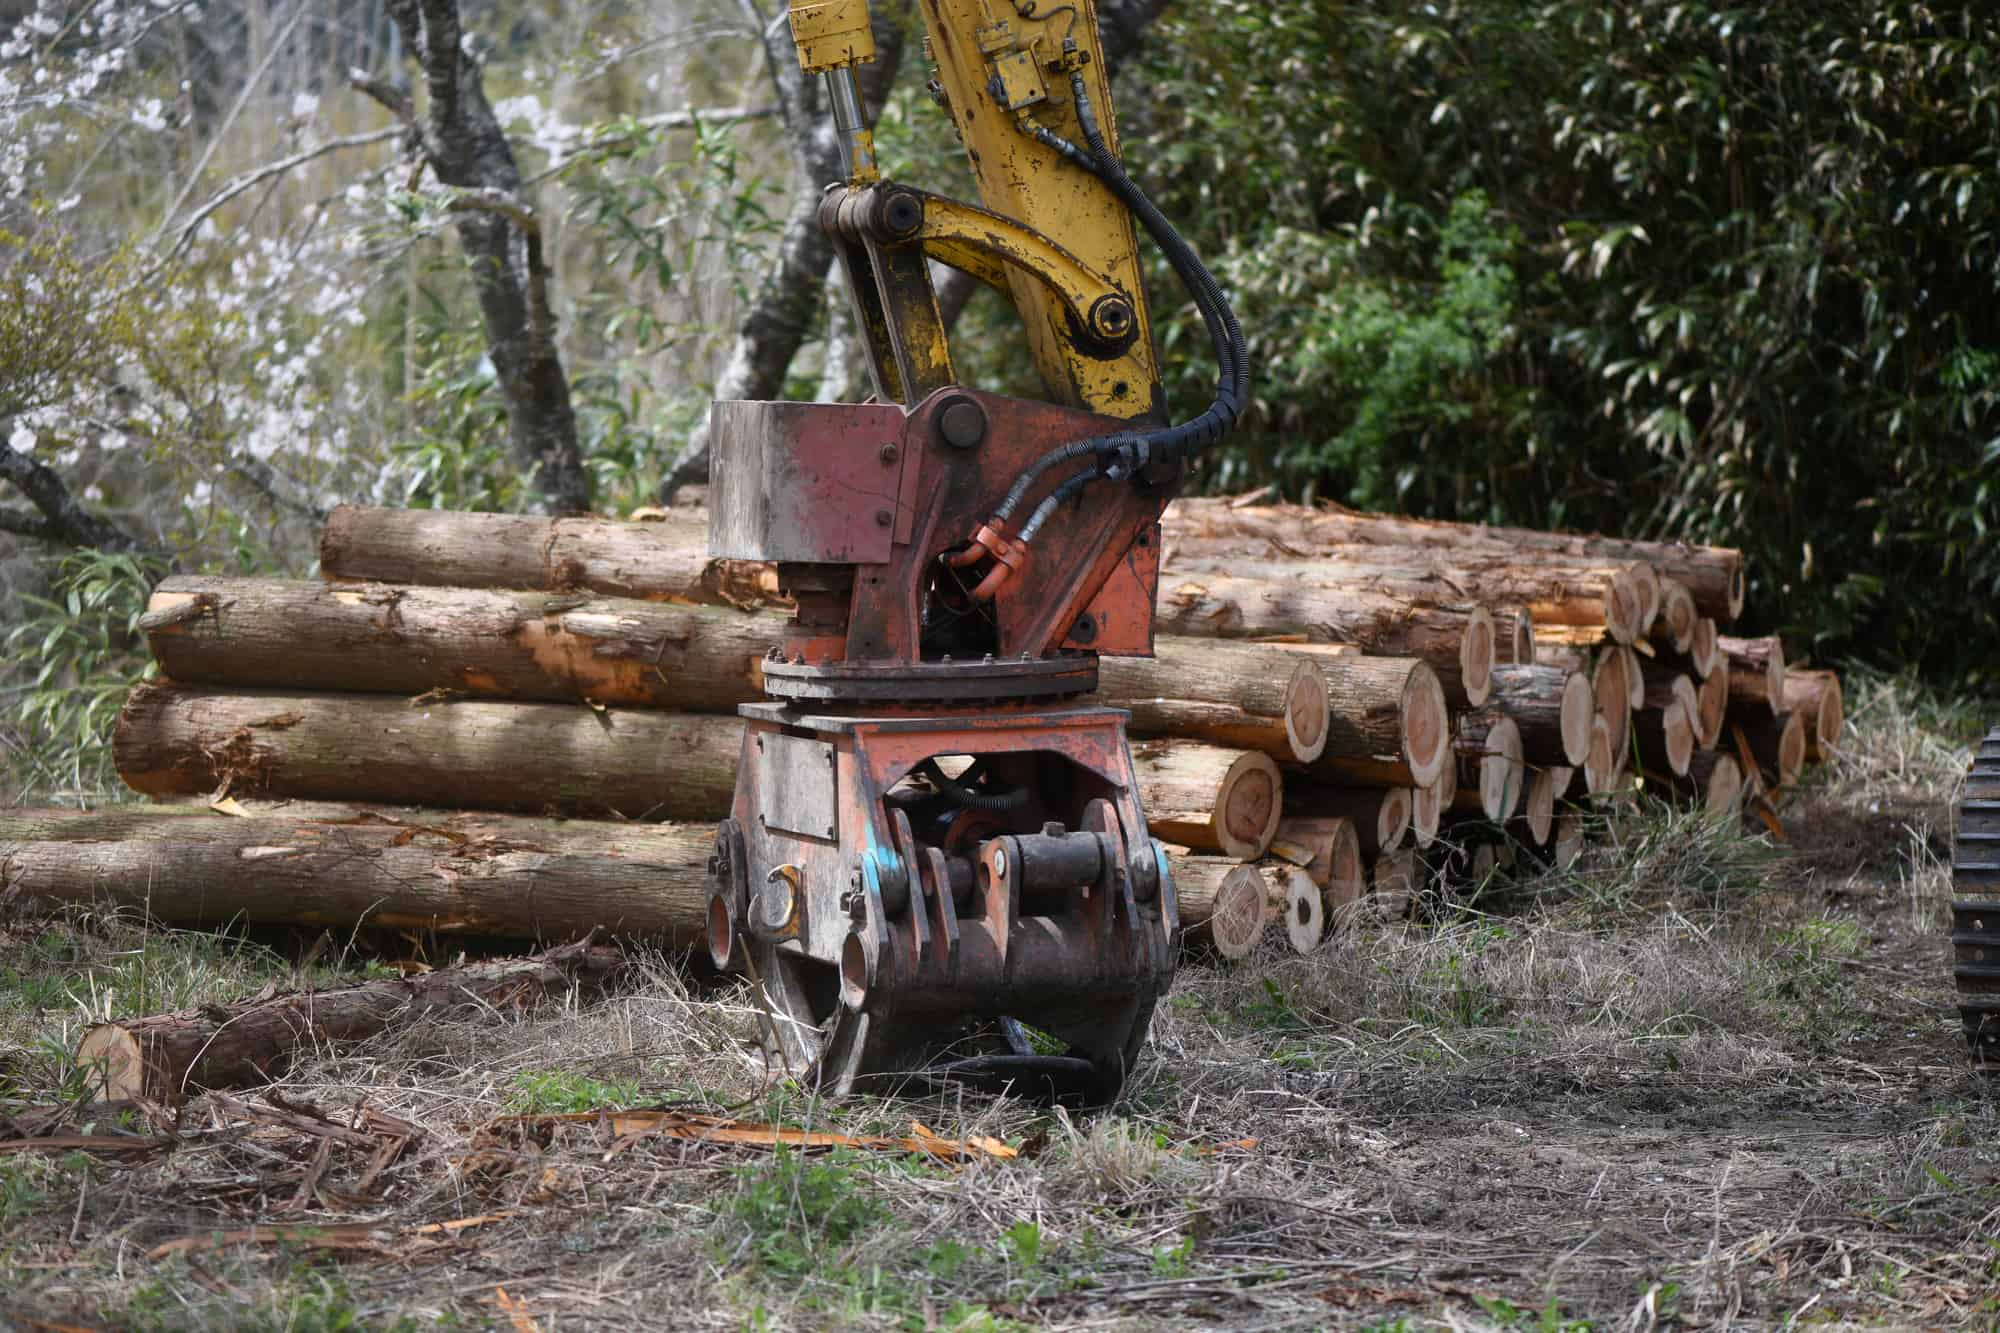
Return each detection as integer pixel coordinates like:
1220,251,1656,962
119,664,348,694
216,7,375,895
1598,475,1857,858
0,806,713,942
1162,497,1746,621
318,505,779,608
74,938,627,1105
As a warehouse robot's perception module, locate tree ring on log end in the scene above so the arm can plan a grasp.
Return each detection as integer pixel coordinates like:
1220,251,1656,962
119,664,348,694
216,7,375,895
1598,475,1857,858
1401,662,1451,789
1459,607,1495,707
1217,753,1283,861
1284,661,1329,763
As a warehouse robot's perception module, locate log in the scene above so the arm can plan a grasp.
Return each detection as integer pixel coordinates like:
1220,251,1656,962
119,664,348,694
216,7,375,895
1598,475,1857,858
1634,692,1697,779
1782,668,1844,762
1154,570,1495,707
1692,663,1728,749
1720,635,1786,716
1649,579,1698,655
1165,548,1646,646
1591,649,1633,760
1300,655,1451,788
1582,713,1620,797
1520,765,1573,846
1169,857,1268,960
1733,709,1807,789
74,938,626,1105
1101,639,1330,764
1453,713,1525,822
141,576,779,714
318,505,780,607
1162,498,1747,621
0,806,712,942
1551,808,1585,868
1285,785,1409,855
1410,757,1453,848
1688,617,1722,680
113,684,743,821
1275,815,1365,915
1131,742,1282,860
1494,608,1537,666
1684,750,1744,818
1487,664,1594,767
1265,864,1325,954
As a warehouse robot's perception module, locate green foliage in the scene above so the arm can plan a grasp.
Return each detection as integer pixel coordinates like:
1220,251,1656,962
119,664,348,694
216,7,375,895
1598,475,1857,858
505,1068,641,1114
2,548,164,803
726,1149,888,1280
1141,0,2000,682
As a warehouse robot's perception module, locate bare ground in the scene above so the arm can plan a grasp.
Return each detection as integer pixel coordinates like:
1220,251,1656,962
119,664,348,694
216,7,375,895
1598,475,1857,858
2,676,1995,1331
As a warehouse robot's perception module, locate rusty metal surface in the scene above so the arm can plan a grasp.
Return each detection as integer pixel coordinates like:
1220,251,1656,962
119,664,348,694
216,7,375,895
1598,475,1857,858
753,731,839,841
1953,726,2000,1067
708,399,909,564
759,654,1096,702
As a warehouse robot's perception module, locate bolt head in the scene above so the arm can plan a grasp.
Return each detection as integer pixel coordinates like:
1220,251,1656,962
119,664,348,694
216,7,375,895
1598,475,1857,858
875,508,893,526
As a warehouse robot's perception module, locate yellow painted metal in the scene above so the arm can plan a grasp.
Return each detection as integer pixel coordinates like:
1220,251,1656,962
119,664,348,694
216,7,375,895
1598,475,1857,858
789,0,878,73
915,0,1159,419
912,193,1135,345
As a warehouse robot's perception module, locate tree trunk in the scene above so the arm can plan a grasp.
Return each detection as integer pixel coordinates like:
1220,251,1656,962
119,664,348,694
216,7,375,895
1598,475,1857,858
1782,668,1844,761
1284,785,1409,856
1169,856,1267,960
378,0,589,513
113,684,743,821
1153,569,1494,707
318,506,780,608
1162,497,1746,621
143,576,780,714
1131,741,1282,860
1719,635,1786,716
1163,548,1647,645
0,805,711,942
1453,712,1524,822
1487,663,1593,767
74,938,627,1105
1100,639,1330,764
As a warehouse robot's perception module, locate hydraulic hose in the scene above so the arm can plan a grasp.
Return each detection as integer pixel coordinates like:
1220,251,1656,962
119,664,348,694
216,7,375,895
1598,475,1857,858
1001,75,1250,545
916,758,1031,811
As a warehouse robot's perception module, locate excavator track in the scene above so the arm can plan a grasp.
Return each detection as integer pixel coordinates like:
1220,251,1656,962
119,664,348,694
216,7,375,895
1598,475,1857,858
1952,726,2000,1067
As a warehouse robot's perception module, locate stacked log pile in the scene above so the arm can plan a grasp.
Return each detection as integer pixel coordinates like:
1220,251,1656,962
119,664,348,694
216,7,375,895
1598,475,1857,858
6,496,1844,964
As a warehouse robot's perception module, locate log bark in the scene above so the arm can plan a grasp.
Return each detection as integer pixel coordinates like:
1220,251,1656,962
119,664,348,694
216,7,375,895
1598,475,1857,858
1274,815,1364,912
1452,713,1525,822
1782,668,1844,762
1733,709,1806,789
1100,639,1329,764
1487,664,1594,767
0,806,712,943
1284,785,1409,855
1720,635,1786,716
113,684,743,821
142,577,780,714
1162,498,1747,621
1298,655,1450,788
73,938,626,1104
1153,569,1494,707
318,506,780,608
1164,548,1645,646
1131,742,1282,861
1168,857,1267,960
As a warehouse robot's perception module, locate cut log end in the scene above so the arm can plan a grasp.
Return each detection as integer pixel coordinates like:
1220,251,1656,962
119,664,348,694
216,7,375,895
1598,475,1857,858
1620,646,1645,711
1284,660,1331,763
1178,860,1267,960
1690,617,1721,680
1475,716,1525,822
1701,754,1744,818
1217,752,1284,861
1662,698,1696,776
1499,608,1535,666
1604,568,1644,645
74,1026,152,1102
1524,766,1559,845
1592,652,1632,757
1401,662,1452,788
1552,809,1584,868
1583,713,1618,797
1379,788,1413,852
1652,580,1697,654
1560,669,1595,767
1276,867,1325,954
1776,710,1807,786
1695,665,1727,748
1628,563,1663,636
1460,607,1496,707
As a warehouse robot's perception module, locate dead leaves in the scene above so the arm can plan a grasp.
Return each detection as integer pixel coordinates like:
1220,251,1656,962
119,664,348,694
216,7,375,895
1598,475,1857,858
465,1108,1018,1173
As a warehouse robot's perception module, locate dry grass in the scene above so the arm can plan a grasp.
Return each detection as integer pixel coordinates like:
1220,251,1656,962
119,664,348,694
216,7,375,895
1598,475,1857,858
1,677,1996,1331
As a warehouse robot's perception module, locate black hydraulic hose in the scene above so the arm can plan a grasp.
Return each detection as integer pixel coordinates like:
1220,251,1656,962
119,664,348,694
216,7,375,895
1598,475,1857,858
917,757,1031,811
1000,76,1250,543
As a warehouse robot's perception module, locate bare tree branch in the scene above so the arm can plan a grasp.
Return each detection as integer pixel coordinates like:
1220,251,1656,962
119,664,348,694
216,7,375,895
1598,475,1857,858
159,127,403,267
0,436,153,554
375,0,591,514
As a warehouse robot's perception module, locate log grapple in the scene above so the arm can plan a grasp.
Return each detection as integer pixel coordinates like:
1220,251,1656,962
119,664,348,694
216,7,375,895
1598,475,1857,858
700,0,1244,1103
